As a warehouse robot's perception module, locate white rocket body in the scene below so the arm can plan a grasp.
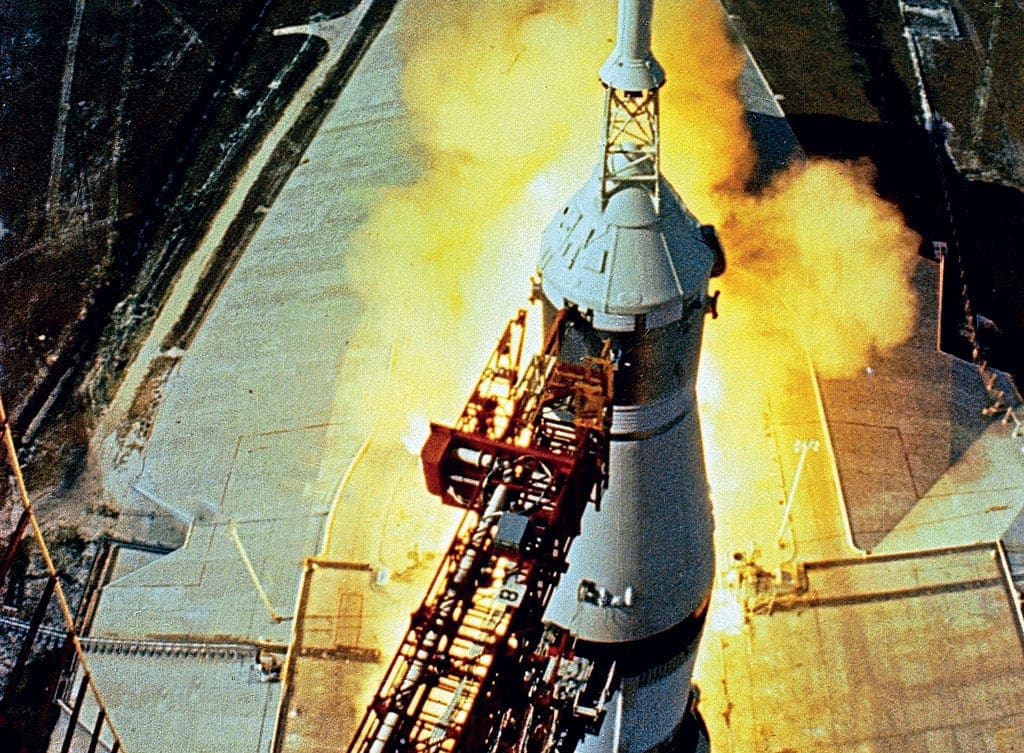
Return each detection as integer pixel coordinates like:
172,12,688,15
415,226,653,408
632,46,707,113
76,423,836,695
537,1,719,750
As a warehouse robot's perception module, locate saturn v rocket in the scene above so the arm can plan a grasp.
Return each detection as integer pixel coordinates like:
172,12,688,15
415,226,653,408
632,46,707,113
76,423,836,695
536,0,723,750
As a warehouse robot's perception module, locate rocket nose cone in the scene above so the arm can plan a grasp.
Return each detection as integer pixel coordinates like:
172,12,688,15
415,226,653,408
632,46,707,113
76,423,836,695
599,0,666,91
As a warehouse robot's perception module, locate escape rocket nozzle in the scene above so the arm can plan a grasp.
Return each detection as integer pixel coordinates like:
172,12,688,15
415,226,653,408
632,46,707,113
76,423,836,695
599,0,665,92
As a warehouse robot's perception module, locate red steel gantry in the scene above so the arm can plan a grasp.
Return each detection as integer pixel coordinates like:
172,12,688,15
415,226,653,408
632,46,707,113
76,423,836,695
348,309,617,753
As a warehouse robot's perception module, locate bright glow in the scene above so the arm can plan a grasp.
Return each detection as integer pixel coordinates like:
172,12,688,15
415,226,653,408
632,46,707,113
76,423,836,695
695,349,723,409
708,587,745,635
340,1,920,451
402,414,431,455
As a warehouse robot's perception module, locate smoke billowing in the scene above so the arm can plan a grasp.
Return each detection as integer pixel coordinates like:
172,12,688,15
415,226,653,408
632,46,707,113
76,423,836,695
719,159,920,377
342,0,920,440
652,1,920,379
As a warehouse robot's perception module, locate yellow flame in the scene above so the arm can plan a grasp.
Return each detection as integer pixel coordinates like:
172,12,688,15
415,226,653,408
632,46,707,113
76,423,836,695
656,0,758,215
346,2,918,425
343,1,614,431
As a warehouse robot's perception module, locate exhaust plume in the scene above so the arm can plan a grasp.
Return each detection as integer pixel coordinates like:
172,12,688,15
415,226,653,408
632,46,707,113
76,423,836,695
331,0,920,514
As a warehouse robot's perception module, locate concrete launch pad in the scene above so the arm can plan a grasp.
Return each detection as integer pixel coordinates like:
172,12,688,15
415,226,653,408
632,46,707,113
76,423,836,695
702,544,1024,751
70,2,1024,753
819,258,1024,554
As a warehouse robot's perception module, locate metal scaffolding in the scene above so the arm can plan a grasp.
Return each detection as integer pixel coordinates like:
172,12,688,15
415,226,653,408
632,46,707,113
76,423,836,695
348,309,617,753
